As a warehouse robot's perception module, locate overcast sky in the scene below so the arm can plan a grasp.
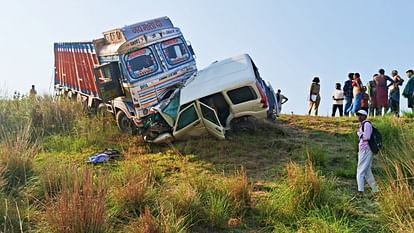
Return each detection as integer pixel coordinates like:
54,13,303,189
1,0,413,115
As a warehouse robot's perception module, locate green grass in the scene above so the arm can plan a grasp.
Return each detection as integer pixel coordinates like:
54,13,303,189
2,96,414,232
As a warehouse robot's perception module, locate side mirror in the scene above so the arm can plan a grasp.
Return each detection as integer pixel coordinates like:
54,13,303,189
187,41,196,57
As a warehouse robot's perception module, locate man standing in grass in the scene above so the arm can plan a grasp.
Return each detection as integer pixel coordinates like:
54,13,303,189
28,85,37,98
356,109,378,196
276,89,289,114
331,83,344,117
403,70,414,113
343,73,354,116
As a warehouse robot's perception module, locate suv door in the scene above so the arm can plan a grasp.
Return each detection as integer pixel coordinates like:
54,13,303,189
94,62,124,102
198,101,225,140
172,103,205,139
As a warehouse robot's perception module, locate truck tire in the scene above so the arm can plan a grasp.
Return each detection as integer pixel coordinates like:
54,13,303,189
116,111,132,134
97,103,108,117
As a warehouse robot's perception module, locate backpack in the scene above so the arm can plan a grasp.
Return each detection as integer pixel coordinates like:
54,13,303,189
362,121,382,154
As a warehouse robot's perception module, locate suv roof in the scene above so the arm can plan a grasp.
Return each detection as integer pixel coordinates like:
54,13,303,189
180,54,256,105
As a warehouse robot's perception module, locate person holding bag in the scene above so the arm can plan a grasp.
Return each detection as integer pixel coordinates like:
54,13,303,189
308,77,321,116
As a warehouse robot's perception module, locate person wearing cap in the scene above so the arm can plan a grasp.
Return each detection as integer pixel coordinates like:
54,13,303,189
389,70,404,116
308,77,321,116
403,70,414,113
355,109,378,196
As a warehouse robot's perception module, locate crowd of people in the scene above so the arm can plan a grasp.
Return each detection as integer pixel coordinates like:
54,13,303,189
303,69,414,197
307,69,414,117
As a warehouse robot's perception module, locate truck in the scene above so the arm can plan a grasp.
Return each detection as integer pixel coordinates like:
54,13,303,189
54,17,197,133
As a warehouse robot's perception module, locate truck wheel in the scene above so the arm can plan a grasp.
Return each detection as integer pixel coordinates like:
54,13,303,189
97,103,108,117
116,111,132,134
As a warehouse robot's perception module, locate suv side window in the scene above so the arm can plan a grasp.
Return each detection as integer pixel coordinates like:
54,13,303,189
227,86,257,104
176,104,199,131
200,104,220,126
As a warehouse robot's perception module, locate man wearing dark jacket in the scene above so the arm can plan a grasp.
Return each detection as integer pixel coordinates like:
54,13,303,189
343,73,354,116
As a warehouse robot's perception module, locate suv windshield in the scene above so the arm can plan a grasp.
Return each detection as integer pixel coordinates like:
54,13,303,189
125,48,158,79
160,90,181,121
161,38,190,66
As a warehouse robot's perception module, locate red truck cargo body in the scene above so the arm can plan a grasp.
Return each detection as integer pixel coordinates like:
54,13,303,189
54,42,100,98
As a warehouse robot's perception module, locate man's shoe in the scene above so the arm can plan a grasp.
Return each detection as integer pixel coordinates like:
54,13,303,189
354,191,364,198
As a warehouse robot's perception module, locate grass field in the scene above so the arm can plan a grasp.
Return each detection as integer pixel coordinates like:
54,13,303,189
1,96,414,232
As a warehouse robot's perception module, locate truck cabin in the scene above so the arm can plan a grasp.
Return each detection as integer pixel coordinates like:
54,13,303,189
92,17,197,125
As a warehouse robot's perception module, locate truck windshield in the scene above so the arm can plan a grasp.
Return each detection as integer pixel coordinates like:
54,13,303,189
125,48,158,79
161,38,190,66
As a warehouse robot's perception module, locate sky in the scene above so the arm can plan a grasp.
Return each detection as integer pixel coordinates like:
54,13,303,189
1,0,413,115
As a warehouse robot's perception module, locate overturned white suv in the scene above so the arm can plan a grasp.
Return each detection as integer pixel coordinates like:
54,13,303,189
142,54,278,143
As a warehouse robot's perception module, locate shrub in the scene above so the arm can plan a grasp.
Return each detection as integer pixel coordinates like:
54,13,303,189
45,167,107,233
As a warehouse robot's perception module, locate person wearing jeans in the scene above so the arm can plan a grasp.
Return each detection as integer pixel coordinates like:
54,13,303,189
355,110,378,196
343,73,354,116
347,73,363,114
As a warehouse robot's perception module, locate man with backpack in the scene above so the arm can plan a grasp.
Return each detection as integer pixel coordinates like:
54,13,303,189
355,109,379,196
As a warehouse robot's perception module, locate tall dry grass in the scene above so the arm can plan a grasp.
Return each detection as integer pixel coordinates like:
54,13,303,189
126,207,189,233
378,163,414,232
224,167,251,212
257,161,344,231
0,123,38,192
110,163,159,218
44,167,107,233
368,117,414,232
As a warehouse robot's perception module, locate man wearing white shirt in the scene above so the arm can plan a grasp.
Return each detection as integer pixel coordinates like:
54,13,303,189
332,83,344,117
